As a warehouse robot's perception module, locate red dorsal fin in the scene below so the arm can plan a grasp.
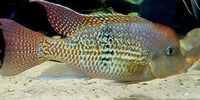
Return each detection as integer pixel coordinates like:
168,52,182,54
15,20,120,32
31,0,87,36
31,0,151,36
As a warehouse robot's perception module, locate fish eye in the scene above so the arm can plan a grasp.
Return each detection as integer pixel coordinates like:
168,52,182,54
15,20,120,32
166,46,174,56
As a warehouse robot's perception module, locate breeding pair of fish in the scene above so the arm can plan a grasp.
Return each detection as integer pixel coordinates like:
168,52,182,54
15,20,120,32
0,0,195,84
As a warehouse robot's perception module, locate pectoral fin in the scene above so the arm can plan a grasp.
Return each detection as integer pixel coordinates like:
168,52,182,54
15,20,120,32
34,62,90,80
106,81,139,86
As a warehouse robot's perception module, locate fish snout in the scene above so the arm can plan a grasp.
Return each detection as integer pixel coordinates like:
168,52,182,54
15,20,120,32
179,65,188,73
186,58,195,67
179,59,190,74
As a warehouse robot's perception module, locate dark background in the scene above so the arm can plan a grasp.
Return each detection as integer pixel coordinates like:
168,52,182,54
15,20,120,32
0,0,199,35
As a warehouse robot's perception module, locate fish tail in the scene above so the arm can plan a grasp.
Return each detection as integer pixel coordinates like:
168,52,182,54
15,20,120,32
0,19,48,76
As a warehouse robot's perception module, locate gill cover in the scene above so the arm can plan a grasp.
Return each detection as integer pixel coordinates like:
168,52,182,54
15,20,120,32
149,46,189,78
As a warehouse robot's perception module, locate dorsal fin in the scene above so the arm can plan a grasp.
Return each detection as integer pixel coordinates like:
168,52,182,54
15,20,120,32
30,0,87,36
31,0,151,36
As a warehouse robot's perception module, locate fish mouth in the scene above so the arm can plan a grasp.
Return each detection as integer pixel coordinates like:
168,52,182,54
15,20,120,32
179,67,187,73
148,60,190,79
179,64,190,74
186,58,196,67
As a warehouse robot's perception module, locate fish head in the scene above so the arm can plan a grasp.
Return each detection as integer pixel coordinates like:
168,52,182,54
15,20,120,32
148,24,190,79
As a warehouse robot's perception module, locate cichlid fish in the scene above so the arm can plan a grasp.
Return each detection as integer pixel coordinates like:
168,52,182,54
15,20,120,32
180,28,200,66
0,1,189,83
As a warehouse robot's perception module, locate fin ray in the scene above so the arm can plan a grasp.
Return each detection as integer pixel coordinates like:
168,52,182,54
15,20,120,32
35,62,89,80
0,19,47,76
106,81,139,86
30,0,86,36
31,0,151,36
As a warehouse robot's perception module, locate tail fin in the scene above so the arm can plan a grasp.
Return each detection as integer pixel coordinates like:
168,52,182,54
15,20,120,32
0,19,47,76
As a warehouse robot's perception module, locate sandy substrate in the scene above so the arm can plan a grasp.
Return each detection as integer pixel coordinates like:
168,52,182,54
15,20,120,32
0,61,200,100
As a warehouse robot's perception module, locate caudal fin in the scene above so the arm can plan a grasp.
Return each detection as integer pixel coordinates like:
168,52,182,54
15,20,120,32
0,19,47,76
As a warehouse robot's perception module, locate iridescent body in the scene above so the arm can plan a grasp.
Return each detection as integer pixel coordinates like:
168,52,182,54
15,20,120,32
0,1,189,83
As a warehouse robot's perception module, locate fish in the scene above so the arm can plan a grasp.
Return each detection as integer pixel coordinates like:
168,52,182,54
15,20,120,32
180,28,200,66
0,1,189,84
0,19,189,83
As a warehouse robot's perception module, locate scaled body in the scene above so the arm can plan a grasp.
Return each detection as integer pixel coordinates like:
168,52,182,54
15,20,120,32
0,1,189,83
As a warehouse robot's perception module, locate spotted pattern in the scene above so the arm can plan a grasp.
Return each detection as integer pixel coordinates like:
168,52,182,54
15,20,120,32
41,23,151,81
34,0,150,36
0,19,46,76
37,1,86,36
0,19,155,81
1,1,184,81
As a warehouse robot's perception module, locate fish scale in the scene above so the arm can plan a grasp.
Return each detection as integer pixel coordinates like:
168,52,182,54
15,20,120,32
34,23,150,81
0,1,189,83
